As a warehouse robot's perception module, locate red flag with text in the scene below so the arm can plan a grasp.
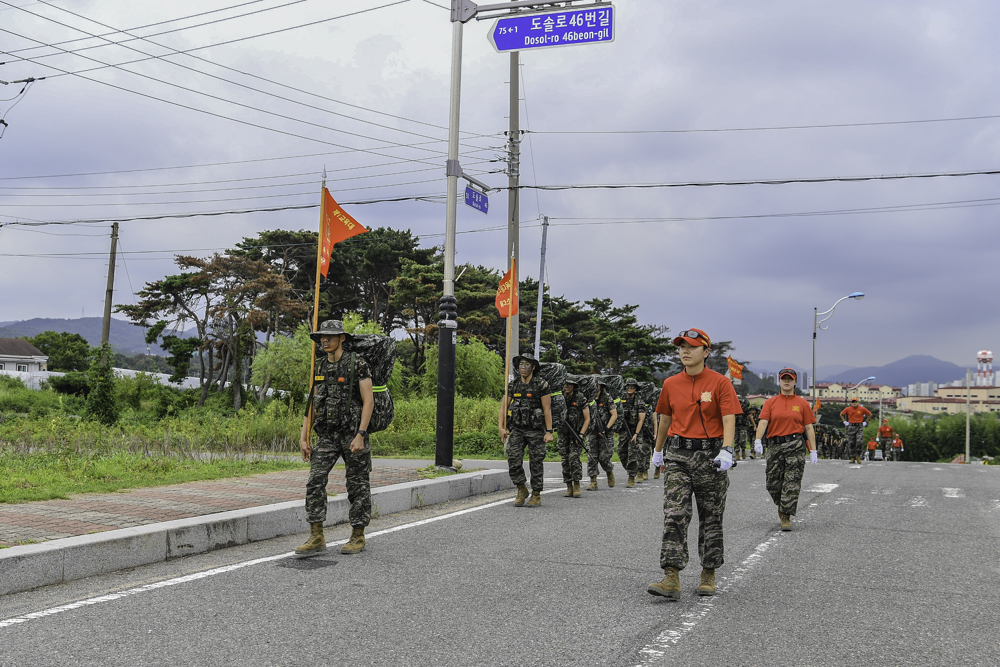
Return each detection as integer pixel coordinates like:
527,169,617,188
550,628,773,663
726,356,743,380
319,188,368,277
495,258,518,318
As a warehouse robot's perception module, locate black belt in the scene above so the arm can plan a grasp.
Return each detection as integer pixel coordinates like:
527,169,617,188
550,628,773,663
767,433,804,445
670,436,722,451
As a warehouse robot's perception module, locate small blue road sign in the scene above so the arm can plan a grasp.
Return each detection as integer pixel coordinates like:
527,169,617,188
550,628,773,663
489,5,615,53
465,186,488,214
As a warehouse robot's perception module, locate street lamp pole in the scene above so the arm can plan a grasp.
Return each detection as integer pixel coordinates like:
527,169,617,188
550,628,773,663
812,292,865,404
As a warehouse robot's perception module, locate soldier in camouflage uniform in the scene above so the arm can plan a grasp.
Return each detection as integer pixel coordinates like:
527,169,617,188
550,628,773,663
734,395,752,460
619,379,647,487
585,380,618,490
647,329,741,599
296,320,375,558
840,398,872,464
753,369,818,531
558,379,590,498
499,354,554,507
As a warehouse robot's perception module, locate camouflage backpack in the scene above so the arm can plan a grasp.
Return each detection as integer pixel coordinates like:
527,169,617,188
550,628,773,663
639,380,658,440
538,362,568,430
341,334,396,433
597,374,626,432
566,373,598,404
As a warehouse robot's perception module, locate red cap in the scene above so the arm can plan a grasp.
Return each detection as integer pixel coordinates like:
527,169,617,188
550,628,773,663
672,328,711,347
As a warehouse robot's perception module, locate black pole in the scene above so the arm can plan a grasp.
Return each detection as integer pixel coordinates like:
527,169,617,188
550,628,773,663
435,295,458,468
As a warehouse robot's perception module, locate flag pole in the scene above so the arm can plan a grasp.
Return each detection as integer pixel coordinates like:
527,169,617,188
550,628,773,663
501,251,516,439
307,170,327,424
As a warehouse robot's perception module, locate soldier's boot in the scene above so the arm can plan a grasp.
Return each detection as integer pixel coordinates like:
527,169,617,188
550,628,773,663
587,476,599,491
294,522,327,559
572,481,582,498
340,526,366,554
653,467,661,479
565,483,574,497
607,469,616,488
626,475,635,488
697,568,716,596
514,484,529,506
780,513,792,531
525,490,542,507
647,567,681,600
749,452,756,460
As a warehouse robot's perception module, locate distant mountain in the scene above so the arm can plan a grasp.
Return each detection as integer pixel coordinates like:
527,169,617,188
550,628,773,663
0,317,195,355
821,355,965,388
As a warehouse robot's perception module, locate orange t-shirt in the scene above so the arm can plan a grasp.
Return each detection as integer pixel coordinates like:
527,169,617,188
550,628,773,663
892,436,903,448
878,425,893,439
759,394,817,438
867,439,877,450
655,367,741,438
840,405,872,424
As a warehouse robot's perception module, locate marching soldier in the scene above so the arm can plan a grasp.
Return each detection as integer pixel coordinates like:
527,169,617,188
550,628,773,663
877,419,894,461
499,354,554,507
559,379,590,498
296,320,375,558
753,368,818,531
585,380,618,490
734,395,752,460
620,378,647,487
648,328,741,599
840,398,871,464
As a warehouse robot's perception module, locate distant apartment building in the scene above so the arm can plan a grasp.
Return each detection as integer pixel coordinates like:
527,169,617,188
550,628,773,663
905,382,938,397
897,385,1000,415
812,382,900,404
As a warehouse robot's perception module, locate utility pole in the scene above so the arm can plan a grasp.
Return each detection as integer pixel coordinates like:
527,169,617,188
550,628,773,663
507,50,520,363
966,368,971,463
533,215,548,357
100,221,119,361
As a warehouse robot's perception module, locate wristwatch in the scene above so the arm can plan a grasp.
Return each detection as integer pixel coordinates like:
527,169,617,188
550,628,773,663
546,429,553,433
357,429,368,437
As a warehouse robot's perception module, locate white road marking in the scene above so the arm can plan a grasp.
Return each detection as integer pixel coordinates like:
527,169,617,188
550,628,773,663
806,483,839,493
909,497,928,508
941,488,964,498
834,496,856,505
634,532,783,665
1,489,559,630
991,500,1000,512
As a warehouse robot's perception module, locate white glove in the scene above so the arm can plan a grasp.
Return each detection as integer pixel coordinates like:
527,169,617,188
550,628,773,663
652,449,664,467
753,439,763,455
876,437,880,443
843,421,850,427
863,422,867,427
714,449,733,472
810,450,818,464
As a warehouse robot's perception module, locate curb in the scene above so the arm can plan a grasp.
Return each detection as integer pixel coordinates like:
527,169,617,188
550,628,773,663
0,469,514,597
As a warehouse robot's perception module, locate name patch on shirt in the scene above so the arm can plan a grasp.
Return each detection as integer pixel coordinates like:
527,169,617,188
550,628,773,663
314,376,325,381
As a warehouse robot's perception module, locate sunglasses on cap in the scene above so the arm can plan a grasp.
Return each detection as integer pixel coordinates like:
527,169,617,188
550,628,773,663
676,330,709,343
778,368,797,379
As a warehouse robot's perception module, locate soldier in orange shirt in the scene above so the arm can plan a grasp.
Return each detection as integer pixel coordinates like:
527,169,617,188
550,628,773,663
877,419,894,461
891,434,904,461
840,398,872,464
866,437,878,462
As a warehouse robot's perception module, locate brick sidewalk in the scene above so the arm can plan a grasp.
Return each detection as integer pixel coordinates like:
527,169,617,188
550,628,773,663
0,466,425,547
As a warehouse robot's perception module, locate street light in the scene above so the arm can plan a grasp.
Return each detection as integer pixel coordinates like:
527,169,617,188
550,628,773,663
812,292,865,403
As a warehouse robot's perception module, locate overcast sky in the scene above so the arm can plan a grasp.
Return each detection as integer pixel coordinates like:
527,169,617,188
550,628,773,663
1,0,998,374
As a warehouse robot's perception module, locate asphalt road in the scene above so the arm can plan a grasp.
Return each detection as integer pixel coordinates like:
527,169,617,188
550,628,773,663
1,459,998,667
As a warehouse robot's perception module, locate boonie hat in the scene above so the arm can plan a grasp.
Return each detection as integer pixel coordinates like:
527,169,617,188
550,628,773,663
672,328,710,347
310,320,350,343
625,378,639,387
512,354,540,373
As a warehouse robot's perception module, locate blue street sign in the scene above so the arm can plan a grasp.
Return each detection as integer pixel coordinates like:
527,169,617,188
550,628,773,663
464,186,488,214
489,5,615,53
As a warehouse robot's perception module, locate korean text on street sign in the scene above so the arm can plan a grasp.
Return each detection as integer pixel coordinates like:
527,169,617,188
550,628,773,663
489,5,615,53
464,186,488,214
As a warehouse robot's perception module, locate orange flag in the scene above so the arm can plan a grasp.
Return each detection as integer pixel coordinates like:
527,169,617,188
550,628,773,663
319,188,368,277
726,356,743,380
813,398,822,413
495,258,518,318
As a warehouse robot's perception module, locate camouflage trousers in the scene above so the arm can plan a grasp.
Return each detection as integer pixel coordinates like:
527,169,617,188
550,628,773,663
660,449,729,571
306,429,372,527
891,447,901,461
846,423,865,458
765,436,807,516
585,431,615,478
638,436,653,472
506,427,547,491
617,433,640,475
734,428,748,454
557,424,585,483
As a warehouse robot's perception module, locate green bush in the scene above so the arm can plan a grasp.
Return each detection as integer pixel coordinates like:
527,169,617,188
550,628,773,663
48,372,90,397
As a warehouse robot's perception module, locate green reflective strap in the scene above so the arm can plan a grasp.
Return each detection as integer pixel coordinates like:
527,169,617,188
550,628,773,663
372,385,388,393
550,391,562,396
614,398,622,403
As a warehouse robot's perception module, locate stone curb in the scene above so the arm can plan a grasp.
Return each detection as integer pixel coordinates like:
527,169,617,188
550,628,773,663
0,469,514,597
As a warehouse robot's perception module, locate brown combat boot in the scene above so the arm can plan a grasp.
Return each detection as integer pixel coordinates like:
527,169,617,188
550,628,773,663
340,526,366,554
648,567,681,599
626,475,635,488
780,512,792,531
564,483,574,497
525,490,542,507
294,522,326,558
607,469,616,487
572,481,582,498
514,484,529,506
653,467,661,479
587,476,598,491
697,568,716,596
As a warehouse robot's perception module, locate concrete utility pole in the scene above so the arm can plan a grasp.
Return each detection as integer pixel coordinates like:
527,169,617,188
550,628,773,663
507,50,520,362
533,215,548,357
966,368,971,463
100,221,119,356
